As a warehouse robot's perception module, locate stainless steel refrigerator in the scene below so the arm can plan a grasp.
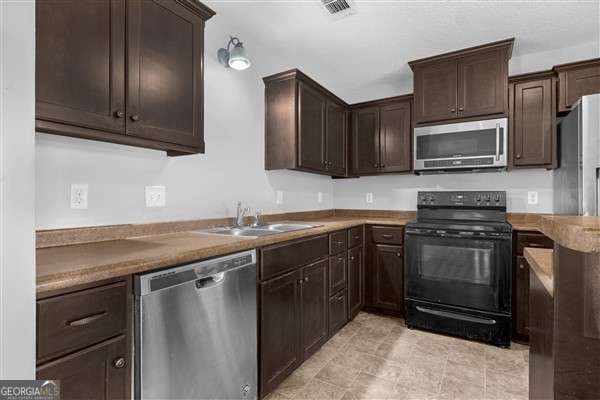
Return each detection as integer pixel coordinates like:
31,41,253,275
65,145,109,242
554,94,600,215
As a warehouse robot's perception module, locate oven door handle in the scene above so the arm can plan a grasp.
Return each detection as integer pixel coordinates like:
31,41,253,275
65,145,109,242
416,306,497,325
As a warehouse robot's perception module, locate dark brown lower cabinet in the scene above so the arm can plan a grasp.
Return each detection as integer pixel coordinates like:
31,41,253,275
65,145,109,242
512,231,553,342
300,260,329,359
347,246,364,319
370,244,404,312
514,256,530,340
329,291,348,335
260,269,302,395
37,335,129,400
529,268,554,400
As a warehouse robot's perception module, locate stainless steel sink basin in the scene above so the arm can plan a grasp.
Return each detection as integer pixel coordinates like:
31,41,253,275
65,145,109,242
198,223,318,237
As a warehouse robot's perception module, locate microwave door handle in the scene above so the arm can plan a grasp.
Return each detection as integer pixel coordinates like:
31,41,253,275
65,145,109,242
495,122,500,161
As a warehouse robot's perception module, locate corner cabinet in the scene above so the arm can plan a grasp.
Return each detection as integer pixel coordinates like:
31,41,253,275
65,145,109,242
508,71,557,169
409,38,513,125
264,69,348,177
554,58,600,113
351,96,413,175
35,0,215,156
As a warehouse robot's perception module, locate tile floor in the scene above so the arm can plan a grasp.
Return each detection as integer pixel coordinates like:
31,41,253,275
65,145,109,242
266,312,528,400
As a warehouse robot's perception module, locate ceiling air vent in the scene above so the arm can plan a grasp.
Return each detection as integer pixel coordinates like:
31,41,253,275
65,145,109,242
321,0,356,19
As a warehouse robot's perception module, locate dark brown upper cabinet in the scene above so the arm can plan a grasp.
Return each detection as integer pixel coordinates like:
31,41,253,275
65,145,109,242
554,58,600,113
264,69,348,177
509,71,557,169
351,96,412,175
409,38,514,125
36,0,214,156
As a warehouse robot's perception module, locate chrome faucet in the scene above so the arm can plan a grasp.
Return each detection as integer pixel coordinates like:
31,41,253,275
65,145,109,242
251,209,262,227
235,201,249,227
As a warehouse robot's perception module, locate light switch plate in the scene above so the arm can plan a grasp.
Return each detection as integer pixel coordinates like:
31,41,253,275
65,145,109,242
70,184,88,209
317,192,323,204
366,192,373,204
527,191,538,205
276,191,284,205
146,186,166,207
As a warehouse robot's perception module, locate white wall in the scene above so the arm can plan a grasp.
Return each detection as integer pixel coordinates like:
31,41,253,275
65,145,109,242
334,169,553,213
0,0,36,379
35,15,334,230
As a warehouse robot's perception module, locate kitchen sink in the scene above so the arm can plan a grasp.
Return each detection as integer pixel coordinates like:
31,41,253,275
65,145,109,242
198,223,319,237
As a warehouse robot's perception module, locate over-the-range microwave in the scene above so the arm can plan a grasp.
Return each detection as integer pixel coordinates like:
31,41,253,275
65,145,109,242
413,117,508,173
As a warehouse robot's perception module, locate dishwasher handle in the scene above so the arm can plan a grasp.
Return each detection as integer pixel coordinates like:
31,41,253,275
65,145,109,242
195,272,225,289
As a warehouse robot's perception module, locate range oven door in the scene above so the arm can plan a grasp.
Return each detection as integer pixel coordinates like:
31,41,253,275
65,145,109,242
413,118,508,172
405,227,511,314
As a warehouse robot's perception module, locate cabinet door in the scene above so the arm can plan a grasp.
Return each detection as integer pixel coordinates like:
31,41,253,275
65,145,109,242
348,246,363,319
558,63,600,112
297,82,326,172
352,107,380,174
36,0,125,134
127,0,205,149
300,260,329,359
260,269,302,395
372,244,404,312
37,335,129,400
514,256,530,339
413,60,458,124
328,291,348,336
329,253,348,296
458,50,507,118
511,78,555,167
379,101,412,173
325,100,347,175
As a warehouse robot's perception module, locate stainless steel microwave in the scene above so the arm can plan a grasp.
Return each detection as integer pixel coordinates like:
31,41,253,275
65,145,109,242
414,118,508,173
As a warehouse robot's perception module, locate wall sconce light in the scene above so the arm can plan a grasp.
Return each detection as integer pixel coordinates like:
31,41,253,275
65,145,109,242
217,36,251,70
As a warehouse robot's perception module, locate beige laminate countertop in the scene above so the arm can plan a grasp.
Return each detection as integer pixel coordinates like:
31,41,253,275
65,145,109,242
36,216,412,294
540,215,600,253
524,247,554,297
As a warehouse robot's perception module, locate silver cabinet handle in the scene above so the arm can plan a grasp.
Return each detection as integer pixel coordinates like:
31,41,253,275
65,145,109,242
495,122,500,161
67,312,107,327
113,357,126,369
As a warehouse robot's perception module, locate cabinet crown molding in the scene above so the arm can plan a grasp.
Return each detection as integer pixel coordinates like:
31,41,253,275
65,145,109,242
407,37,515,69
176,0,216,19
263,68,348,107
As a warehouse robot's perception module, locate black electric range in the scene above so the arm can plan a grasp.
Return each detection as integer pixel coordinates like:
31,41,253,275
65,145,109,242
404,191,512,347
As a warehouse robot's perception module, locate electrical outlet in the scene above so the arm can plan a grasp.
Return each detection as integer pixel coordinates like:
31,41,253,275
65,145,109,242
527,191,538,205
366,192,373,204
317,192,323,204
276,191,284,205
146,186,166,207
70,184,88,209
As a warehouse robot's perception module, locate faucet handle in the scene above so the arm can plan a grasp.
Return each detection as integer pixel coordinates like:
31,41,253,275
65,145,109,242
252,209,262,227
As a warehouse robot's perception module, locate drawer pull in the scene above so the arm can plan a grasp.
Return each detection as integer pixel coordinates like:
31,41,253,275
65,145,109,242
396,252,402,257
113,357,126,369
527,243,546,248
338,257,344,262
520,264,525,269
304,277,309,283
382,234,394,239
336,241,344,245
350,256,355,261
353,236,360,240
66,312,107,327
297,279,303,285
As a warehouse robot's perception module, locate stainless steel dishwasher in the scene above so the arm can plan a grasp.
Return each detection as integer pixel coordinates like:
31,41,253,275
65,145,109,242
134,250,257,400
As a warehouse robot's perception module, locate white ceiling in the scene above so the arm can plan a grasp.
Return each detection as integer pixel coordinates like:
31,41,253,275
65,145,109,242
205,0,600,103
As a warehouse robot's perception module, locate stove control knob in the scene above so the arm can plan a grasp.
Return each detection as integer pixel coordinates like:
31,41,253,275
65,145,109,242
485,194,491,201
475,194,482,202
494,194,500,202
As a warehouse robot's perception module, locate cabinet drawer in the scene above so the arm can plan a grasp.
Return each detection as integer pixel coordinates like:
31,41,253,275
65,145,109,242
348,226,363,249
260,235,329,280
329,231,348,255
329,253,348,296
516,233,553,254
328,290,348,336
371,226,404,245
37,281,127,361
